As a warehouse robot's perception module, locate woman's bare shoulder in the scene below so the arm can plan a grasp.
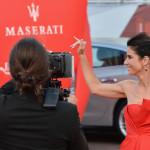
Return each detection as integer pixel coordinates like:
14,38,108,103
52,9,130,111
118,79,137,89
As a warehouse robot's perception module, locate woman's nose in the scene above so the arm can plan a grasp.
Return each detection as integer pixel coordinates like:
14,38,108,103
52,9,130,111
124,59,128,65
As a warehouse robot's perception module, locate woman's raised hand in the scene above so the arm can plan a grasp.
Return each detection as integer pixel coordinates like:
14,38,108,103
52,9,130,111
70,36,87,55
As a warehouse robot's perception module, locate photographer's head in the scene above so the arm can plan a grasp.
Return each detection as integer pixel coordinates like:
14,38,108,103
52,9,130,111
9,38,49,102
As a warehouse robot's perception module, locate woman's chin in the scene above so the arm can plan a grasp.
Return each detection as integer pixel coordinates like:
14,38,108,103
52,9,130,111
128,72,134,75
127,69,134,75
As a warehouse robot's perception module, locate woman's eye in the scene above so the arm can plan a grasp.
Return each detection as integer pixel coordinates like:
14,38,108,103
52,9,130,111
127,55,132,59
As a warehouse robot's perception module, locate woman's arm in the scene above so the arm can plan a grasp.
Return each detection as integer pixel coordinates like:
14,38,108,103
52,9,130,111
79,54,126,98
72,38,126,99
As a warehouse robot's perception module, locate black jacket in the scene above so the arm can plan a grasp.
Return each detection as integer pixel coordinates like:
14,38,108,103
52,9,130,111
0,92,89,150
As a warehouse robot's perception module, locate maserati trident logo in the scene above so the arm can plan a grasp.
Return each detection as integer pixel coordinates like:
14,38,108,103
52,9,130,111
0,62,10,75
27,3,39,22
5,2,64,36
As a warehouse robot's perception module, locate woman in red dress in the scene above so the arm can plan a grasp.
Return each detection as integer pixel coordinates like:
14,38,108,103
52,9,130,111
72,32,150,150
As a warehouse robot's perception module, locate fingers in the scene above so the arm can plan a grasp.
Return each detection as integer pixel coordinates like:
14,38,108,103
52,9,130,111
78,40,86,50
70,36,87,55
73,36,80,42
70,36,85,48
70,40,80,48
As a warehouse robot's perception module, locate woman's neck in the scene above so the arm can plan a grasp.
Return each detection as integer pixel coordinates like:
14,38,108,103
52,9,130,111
137,70,150,88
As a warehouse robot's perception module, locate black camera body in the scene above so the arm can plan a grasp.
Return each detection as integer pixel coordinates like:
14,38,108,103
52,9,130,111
43,52,73,109
48,52,73,78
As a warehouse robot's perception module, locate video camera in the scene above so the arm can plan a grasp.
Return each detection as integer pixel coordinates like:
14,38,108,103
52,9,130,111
48,52,73,79
43,52,73,108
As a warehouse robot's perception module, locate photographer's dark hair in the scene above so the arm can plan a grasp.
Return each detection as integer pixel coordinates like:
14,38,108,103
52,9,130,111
127,32,150,58
9,38,49,102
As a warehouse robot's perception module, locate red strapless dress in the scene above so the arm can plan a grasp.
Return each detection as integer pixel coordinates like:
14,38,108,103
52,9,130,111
120,99,150,150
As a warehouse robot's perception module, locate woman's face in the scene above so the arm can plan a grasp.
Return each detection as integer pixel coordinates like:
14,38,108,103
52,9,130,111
124,47,143,75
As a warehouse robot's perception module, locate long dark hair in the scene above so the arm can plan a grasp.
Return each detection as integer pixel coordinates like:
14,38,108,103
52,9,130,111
9,38,49,102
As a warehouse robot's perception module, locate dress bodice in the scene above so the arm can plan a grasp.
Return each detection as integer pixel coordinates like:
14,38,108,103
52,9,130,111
121,99,150,150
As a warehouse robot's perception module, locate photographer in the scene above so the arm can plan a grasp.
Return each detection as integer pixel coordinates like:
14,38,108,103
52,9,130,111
0,38,89,150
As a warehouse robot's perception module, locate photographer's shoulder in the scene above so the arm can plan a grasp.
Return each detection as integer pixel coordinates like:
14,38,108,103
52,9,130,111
56,100,78,117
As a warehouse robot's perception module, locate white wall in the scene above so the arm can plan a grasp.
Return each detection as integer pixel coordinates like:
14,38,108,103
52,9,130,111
88,3,138,38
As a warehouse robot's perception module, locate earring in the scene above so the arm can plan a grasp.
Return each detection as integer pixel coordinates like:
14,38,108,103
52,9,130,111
144,66,148,72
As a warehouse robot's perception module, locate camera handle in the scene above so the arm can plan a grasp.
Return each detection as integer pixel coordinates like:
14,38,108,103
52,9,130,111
43,87,59,109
